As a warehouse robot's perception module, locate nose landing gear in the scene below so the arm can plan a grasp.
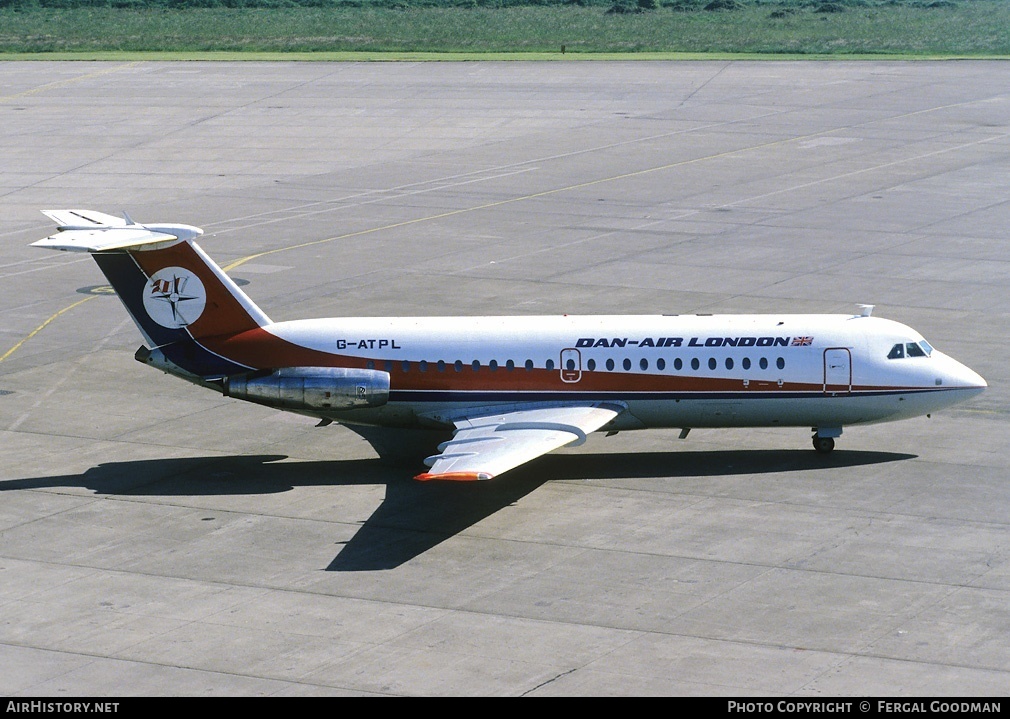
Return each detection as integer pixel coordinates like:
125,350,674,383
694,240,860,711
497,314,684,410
812,427,841,454
813,436,835,453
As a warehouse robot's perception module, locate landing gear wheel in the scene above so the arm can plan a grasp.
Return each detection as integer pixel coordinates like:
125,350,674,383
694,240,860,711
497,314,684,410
813,436,835,454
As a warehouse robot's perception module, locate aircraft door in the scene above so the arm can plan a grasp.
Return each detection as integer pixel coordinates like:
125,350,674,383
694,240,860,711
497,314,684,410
823,348,852,395
560,348,582,383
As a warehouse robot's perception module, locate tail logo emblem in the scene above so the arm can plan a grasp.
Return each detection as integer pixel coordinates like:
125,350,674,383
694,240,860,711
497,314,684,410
143,267,207,329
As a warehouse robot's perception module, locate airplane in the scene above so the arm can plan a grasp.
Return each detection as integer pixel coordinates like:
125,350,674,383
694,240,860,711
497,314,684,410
33,209,987,481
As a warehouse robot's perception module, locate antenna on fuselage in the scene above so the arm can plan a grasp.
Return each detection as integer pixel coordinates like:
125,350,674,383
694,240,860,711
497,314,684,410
857,304,875,317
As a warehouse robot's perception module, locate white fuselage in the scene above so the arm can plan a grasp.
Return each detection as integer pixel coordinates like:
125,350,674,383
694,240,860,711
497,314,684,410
260,313,986,432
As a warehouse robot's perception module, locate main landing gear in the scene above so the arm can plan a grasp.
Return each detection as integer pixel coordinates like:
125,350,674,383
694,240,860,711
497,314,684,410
812,436,835,454
812,427,842,454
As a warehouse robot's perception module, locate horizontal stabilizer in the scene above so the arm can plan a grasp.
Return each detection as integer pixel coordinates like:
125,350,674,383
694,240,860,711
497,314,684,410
33,227,181,253
42,209,131,228
33,209,202,253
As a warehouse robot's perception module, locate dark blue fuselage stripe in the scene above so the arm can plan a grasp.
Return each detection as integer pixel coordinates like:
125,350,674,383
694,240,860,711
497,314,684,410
388,387,956,403
158,339,252,377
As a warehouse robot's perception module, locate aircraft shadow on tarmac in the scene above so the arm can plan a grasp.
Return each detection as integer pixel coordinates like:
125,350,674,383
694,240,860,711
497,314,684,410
3,446,915,571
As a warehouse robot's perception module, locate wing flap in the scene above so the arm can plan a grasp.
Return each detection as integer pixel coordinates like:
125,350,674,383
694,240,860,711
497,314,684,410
416,402,625,481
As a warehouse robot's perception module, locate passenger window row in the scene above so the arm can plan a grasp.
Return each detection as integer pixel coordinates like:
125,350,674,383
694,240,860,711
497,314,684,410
365,356,787,372
365,359,533,373
586,356,786,372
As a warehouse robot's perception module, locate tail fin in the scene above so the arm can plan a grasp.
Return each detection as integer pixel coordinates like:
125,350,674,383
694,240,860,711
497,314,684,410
34,209,271,379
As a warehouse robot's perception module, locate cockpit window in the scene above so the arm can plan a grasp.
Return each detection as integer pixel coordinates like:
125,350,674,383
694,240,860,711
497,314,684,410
888,341,933,360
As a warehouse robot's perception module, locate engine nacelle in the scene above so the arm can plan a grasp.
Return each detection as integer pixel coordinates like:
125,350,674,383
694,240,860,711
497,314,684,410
224,366,389,411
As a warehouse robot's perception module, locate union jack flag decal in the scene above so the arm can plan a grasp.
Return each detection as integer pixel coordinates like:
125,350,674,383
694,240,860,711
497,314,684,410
792,336,814,346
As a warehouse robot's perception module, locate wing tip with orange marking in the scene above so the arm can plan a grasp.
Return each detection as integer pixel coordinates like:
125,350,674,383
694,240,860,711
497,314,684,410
414,471,494,482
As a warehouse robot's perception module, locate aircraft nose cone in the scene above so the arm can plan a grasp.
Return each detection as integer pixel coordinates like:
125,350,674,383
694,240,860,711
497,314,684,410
940,354,987,393
962,367,987,392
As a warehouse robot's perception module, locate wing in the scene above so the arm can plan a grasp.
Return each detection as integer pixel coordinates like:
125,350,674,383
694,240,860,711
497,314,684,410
415,402,626,481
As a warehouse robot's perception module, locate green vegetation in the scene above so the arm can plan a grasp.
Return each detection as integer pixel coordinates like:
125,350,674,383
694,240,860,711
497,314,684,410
1,0,1008,56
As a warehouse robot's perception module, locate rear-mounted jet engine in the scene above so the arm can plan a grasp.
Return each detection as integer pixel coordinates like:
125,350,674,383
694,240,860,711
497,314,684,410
224,367,389,411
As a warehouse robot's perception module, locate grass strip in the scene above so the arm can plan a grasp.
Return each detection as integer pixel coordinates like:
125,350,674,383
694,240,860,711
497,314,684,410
1,4,1008,56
